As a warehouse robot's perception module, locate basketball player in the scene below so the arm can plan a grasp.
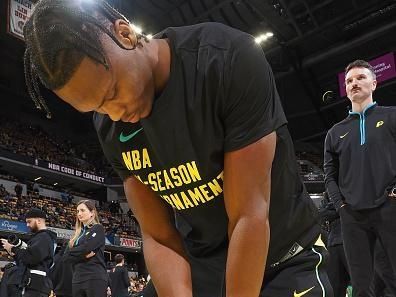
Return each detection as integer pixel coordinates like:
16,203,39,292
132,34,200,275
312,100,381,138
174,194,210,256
23,1,331,296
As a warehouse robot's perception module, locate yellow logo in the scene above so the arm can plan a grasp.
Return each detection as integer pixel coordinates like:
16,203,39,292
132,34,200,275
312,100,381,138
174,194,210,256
376,121,384,128
340,132,349,139
293,286,315,297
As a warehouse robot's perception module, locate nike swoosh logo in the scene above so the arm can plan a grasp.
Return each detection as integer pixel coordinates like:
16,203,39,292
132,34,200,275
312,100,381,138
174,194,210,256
119,128,143,143
294,286,315,297
340,132,349,139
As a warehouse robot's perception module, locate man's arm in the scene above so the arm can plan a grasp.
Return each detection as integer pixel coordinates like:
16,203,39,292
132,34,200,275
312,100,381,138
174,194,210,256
11,233,51,266
323,133,345,211
224,132,276,297
318,205,339,223
124,176,193,297
123,267,130,288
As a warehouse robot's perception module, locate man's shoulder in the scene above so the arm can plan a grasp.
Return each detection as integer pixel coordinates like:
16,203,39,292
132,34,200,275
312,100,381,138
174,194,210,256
34,229,57,241
90,223,104,233
159,22,253,52
327,116,352,136
374,105,396,114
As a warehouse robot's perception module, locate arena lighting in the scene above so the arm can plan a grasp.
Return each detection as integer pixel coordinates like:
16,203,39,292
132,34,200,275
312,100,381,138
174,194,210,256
131,24,143,34
255,32,274,44
34,177,42,181
53,182,58,186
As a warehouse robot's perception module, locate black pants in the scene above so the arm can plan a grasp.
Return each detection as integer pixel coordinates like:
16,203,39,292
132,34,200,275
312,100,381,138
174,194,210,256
340,198,396,297
7,285,20,297
72,279,107,297
371,240,396,297
260,246,333,297
187,244,333,297
327,244,350,297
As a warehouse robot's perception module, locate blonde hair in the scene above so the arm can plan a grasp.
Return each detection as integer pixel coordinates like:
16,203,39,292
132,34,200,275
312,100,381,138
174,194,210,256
69,200,100,248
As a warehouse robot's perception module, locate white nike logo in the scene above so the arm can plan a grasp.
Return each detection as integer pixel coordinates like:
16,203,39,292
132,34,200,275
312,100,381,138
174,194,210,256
340,132,349,139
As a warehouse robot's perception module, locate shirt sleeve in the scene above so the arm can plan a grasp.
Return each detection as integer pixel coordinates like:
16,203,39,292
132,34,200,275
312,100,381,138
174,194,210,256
12,233,51,266
323,131,344,211
222,35,287,152
386,107,396,192
123,267,130,288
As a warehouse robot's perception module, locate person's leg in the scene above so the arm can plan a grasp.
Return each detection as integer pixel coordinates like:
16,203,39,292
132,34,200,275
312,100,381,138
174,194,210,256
8,285,21,297
23,290,49,297
327,245,349,297
260,245,333,297
373,201,396,296
339,243,351,293
85,280,107,297
371,270,386,297
72,283,86,297
339,206,375,297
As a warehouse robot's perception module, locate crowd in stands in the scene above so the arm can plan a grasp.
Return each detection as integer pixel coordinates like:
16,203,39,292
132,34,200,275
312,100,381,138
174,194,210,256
0,117,327,184
0,187,141,241
0,118,113,177
296,150,323,170
128,276,148,296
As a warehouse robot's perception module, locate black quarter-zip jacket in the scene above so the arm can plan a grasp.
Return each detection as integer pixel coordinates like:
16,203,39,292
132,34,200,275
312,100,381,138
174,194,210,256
65,223,107,284
324,102,396,211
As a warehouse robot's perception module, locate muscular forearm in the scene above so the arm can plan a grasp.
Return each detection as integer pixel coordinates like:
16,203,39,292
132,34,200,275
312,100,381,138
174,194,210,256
226,216,270,297
143,234,193,297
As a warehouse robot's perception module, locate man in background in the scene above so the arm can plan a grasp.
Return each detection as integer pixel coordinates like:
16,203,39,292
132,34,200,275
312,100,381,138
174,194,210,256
324,59,396,297
109,254,130,297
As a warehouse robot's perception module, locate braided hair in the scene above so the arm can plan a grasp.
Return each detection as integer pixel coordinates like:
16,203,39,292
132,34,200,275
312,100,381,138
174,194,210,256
23,0,145,118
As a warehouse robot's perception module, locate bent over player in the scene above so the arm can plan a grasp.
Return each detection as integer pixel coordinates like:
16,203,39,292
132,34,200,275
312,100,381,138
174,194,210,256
23,1,331,296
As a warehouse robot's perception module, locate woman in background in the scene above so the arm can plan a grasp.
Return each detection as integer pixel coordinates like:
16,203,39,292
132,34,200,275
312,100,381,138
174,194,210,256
66,200,107,297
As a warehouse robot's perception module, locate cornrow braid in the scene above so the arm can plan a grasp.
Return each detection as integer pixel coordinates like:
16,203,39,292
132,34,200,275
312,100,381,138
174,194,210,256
23,0,144,118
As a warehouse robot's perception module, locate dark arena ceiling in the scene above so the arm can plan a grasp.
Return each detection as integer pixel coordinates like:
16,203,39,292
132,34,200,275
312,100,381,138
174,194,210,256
0,0,395,144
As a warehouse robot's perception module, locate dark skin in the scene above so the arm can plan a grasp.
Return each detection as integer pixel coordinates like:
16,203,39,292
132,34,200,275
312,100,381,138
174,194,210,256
55,19,276,297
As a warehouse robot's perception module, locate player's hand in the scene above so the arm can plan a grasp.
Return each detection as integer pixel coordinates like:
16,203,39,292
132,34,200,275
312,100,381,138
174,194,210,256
85,251,96,258
1,238,15,254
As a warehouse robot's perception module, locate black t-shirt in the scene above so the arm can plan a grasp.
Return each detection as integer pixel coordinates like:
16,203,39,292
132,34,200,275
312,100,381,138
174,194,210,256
94,23,319,268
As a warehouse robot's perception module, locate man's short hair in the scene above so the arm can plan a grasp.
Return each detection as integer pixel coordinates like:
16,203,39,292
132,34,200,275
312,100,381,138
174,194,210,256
114,254,125,264
345,59,376,79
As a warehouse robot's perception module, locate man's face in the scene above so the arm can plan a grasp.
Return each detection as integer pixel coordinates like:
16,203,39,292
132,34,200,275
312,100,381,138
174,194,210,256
345,67,377,103
26,218,39,233
54,22,155,123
